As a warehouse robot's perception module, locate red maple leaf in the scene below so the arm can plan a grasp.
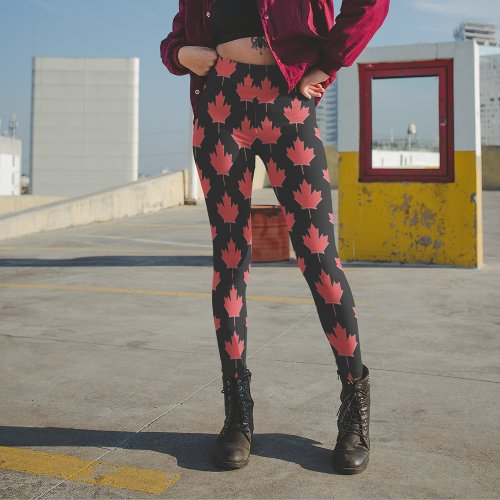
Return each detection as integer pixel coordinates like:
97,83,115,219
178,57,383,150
243,220,252,245
217,192,239,224
196,168,211,198
225,330,245,359
244,269,250,284
256,116,281,146
213,315,221,331
326,322,357,357
293,179,322,210
224,286,243,318
281,207,295,231
238,167,253,200
287,137,315,167
211,224,217,240
255,76,280,104
335,257,343,270
283,97,309,126
297,256,306,274
329,212,335,225
323,168,330,183
315,269,343,304
221,238,242,269
210,139,234,177
216,57,236,78
266,158,286,188
314,127,321,140
212,270,220,290
303,223,329,254
207,91,231,124
232,116,256,149
192,118,204,148
353,305,357,318
236,75,258,102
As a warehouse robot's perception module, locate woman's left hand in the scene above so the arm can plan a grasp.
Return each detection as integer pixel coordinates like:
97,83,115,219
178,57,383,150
297,66,331,99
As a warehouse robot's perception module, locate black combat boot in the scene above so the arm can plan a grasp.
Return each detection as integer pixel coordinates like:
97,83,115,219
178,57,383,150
331,364,371,474
214,367,255,469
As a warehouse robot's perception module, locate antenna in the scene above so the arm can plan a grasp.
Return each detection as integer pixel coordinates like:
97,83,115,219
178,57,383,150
9,114,19,138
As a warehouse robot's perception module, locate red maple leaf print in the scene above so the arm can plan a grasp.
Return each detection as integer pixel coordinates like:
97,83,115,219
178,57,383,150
293,179,322,213
280,205,295,231
303,222,329,255
329,212,335,224
353,305,357,318
221,238,242,269
212,270,220,290
232,116,256,149
225,330,245,359
207,91,231,125
323,168,330,183
198,171,211,198
326,322,357,357
335,257,343,270
211,224,217,240
243,220,252,245
238,166,253,200
297,256,306,274
237,75,258,103
217,192,239,224
255,76,280,104
214,315,221,331
210,139,234,178
256,116,281,147
266,158,286,188
287,138,315,173
192,118,204,148
315,269,343,305
314,127,321,140
224,285,243,318
216,57,236,78
244,269,249,284
284,97,309,129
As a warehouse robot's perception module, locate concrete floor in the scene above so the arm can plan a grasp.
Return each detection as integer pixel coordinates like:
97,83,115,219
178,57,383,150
0,188,499,499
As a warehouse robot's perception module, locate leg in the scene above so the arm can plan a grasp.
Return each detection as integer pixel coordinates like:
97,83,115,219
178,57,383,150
193,118,256,380
255,89,363,381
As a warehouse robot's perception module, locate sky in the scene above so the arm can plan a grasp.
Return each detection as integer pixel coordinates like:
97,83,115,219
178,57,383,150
1,0,499,176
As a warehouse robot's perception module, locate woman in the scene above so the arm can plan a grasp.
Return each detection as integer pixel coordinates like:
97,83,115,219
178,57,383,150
160,0,390,474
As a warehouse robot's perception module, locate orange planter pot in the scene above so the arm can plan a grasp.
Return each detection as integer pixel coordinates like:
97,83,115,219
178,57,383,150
250,204,290,263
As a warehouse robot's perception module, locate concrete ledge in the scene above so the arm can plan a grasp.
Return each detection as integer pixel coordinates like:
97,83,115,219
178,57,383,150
0,195,67,216
0,170,186,241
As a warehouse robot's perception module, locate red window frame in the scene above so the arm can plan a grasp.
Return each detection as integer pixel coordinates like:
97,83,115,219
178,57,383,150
358,59,455,182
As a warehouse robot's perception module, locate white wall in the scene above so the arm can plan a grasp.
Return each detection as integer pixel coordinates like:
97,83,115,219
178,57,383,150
0,136,22,195
30,57,139,197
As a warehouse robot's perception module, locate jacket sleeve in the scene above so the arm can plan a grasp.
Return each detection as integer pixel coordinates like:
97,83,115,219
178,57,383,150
316,0,390,77
160,0,190,76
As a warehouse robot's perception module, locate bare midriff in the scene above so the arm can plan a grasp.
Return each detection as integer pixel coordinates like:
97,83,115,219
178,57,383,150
215,36,278,65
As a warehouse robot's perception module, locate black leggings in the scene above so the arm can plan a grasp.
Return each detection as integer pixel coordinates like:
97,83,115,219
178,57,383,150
192,54,363,382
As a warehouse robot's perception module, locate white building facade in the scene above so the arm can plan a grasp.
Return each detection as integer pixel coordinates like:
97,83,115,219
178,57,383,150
30,57,139,197
315,80,338,147
0,135,22,195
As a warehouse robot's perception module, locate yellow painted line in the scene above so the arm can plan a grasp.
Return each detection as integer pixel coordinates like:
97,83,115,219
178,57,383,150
0,245,179,253
0,282,374,307
0,446,180,495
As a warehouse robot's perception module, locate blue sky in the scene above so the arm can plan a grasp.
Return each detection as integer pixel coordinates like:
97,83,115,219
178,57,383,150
1,0,499,176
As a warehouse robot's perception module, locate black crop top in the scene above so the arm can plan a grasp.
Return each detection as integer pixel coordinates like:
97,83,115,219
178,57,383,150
212,0,265,45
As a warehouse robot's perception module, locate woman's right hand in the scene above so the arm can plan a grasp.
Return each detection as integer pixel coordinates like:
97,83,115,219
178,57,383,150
178,46,219,76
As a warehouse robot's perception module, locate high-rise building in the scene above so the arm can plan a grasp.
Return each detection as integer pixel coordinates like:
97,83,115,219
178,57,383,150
30,57,140,197
315,80,338,146
480,52,500,146
0,135,22,195
453,22,500,47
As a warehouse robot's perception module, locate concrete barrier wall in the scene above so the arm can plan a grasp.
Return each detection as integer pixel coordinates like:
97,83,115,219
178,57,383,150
483,145,500,190
0,195,66,216
0,170,186,241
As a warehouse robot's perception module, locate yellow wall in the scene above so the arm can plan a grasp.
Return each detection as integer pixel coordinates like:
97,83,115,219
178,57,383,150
338,151,483,267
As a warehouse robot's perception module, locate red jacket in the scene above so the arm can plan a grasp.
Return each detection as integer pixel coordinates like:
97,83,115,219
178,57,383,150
160,0,390,120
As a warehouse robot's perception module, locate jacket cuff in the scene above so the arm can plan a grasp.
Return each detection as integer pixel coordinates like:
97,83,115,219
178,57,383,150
316,54,343,78
172,44,189,74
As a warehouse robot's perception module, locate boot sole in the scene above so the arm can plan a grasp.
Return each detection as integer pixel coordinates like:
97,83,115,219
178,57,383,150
332,456,369,475
213,440,253,469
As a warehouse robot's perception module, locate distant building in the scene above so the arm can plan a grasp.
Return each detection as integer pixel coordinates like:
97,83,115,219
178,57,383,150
0,135,22,195
315,80,338,147
453,22,500,47
30,57,140,197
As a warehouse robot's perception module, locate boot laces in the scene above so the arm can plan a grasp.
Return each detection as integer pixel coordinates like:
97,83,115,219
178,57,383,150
220,380,252,439
336,388,368,440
